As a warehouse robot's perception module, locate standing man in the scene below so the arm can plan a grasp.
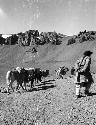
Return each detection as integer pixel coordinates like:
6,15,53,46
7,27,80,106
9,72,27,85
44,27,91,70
74,50,93,98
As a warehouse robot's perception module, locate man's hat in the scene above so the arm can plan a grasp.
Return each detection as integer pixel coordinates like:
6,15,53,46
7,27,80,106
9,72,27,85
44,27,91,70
83,50,93,56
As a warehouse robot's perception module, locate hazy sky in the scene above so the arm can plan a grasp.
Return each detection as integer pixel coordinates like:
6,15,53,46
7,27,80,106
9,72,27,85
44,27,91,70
0,0,96,35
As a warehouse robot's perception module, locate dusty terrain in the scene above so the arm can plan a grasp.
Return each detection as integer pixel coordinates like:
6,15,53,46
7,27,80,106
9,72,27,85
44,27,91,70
1,35,96,125
1,75,96,125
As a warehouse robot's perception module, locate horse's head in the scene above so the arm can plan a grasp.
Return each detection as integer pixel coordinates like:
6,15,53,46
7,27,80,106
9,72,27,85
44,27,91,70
20,67,27,74
46,70,49,76
42,70,49,77
16,67,21,73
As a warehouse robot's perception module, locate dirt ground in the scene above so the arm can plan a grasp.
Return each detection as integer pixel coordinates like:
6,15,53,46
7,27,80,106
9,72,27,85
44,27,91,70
1,75,96,125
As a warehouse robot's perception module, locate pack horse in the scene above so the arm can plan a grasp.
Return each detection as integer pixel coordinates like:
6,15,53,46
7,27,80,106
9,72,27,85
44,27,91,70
6,68,24,93
6,67,50,93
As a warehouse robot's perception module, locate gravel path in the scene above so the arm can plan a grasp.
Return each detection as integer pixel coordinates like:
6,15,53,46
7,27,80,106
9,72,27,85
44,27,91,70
0,75,96,125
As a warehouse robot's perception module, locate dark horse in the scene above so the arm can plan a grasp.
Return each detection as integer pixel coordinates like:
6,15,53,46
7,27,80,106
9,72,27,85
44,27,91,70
19,67,35,90
34,68,49,83
34,68,42,84
20,68,49,89
41,70,49,82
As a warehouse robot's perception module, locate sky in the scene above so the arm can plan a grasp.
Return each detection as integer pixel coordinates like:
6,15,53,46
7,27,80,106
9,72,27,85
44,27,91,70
0,0,96,35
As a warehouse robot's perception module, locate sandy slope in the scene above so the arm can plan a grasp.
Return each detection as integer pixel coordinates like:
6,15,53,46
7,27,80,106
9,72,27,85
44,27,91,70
1,75,96,125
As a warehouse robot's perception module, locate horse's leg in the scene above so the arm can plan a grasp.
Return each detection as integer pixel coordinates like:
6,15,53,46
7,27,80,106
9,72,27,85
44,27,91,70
20,81,25,90
37,76,41,83
35,77,37,84
24,81,27,91
6,79,10,93
7,78,14,93
61,75,63,79
44,77,45,82
39,78,42,83
43,77,46,85
31,79,34,89
16,82,20,91
10,81,14,92
6,83,10,93
6,71,11,93
36,78,38,84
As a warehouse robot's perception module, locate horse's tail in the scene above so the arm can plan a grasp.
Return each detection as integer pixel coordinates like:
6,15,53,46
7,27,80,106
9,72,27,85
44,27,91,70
6,71,11,91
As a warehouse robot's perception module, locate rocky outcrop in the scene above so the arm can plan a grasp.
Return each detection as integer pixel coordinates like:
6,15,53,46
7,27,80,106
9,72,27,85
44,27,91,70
0,30,63,46
67,30,96,45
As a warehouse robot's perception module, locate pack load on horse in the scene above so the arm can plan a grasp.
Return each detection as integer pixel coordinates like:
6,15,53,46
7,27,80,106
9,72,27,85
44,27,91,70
56,66,69,79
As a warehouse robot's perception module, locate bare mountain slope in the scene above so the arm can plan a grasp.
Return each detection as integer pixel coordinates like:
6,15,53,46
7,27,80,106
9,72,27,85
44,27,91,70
0,37,96,84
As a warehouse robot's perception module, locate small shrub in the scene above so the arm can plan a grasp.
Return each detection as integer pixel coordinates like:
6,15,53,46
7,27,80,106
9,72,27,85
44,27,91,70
67,38,76,45
79,36,87,43
90,31,95,35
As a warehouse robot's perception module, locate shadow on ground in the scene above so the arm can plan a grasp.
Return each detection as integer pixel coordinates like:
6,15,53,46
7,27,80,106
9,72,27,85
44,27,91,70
28,80,56,92
86,92,96,96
